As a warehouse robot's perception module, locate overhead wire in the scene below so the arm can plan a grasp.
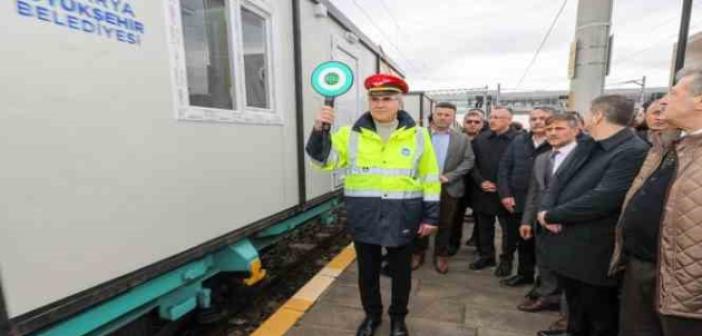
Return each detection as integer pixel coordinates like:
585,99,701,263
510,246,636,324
349,0,425,74
514,0,569,89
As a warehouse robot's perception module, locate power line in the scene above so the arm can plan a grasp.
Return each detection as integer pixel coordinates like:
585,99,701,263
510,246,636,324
515,0,570,89
377,0,401,47
612,19,702,66
349,0,425,73
377,0,400,31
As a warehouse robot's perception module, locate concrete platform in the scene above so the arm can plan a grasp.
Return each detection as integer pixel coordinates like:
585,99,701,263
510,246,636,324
285,222,559,336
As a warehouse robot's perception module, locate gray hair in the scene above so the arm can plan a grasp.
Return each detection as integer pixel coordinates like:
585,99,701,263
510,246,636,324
492,105,514,115
533,106,557,115
465,108,485,120
590,94,635,127
676,66,702,96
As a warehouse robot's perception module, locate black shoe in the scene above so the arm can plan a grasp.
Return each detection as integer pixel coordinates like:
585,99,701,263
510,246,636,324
390,318,409,336
447,244,460,256
494,260,513,277
469,257,496,270
356,316,381,336
500,274,534,287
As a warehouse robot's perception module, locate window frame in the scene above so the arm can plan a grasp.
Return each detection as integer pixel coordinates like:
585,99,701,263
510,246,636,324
236,0,276,113
165,0,281,125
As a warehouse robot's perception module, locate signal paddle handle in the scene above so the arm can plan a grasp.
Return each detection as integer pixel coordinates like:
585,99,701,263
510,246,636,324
322,97,335,131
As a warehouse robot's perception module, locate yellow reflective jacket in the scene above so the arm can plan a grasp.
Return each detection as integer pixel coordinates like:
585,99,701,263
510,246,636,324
306,111,440,246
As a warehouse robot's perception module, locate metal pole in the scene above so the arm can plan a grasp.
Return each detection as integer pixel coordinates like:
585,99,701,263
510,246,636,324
0,275,11,336
674,0,694,78
292,0,307,206
483,85,489,115
640,75,647,108
568,0,614,115
496,83,501,105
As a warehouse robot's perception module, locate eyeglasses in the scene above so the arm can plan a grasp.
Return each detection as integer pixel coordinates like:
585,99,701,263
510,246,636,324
465,120,482,124
370,96,399,103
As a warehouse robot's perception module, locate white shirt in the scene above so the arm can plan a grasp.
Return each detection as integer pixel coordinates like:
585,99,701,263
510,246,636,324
552,140,578,174
533,136,546,148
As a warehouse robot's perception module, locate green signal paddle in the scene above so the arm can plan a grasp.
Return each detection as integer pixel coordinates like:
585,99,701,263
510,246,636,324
311,61,354,109
310,61,354,144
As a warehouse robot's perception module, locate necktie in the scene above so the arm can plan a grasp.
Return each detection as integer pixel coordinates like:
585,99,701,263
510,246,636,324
544,150,559,188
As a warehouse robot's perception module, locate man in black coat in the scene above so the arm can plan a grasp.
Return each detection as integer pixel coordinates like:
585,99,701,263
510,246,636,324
468,106,518,272
448,109,487,255
496,107,554,284
537,95,648,336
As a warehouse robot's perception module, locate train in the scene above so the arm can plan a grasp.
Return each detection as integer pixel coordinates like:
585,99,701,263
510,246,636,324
0,0,416,335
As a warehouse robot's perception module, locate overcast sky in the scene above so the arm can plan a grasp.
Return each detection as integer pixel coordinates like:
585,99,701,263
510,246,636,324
329,0,702,92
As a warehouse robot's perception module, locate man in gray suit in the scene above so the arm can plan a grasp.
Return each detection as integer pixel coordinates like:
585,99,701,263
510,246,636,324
413,102,475,273
519,114,581,323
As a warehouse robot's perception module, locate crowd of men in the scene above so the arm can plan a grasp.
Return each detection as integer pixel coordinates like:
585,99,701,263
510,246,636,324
417,70,702,336
308,68,702,336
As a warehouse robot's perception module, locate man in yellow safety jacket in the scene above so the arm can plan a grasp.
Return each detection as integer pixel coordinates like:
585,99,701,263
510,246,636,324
306,73,440,336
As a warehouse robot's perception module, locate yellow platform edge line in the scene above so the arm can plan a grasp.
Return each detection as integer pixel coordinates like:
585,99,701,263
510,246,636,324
249,243,357,336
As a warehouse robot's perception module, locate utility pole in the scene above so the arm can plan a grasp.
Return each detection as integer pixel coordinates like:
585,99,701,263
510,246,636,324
496,83,502,106
639,75,647,108
0,276,10,336
673,0,694,81
568,0,614,115
483,85,489,115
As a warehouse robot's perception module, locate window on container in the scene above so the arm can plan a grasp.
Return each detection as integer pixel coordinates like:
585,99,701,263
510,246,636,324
241,6,270,109
181,0,235,110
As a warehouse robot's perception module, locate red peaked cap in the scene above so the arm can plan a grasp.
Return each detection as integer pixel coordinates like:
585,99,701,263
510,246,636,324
363,73,409,94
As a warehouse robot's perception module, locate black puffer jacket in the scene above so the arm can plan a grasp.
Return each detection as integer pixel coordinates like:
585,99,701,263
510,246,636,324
470,129,518,215
497,132,551,213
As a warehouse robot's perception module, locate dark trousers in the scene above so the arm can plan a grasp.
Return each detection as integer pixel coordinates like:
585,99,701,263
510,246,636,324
449,197,467,248
620,257,702,336
560,275,619,336
476,212,517,262
415,190,459,256
507,212,535,277
620,257,662,336
355,241,413,318
470,214,481,255
449,198,479,251
660,315,702,336
531,262,561,304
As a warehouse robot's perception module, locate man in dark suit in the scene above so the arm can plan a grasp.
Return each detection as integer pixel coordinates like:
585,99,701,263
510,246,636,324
518,114,581,316
413,102,474,273
497,107,554,285
537,95,649,336
468,106,518,273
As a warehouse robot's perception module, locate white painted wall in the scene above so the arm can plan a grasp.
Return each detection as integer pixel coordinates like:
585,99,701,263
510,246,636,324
0,0,297,317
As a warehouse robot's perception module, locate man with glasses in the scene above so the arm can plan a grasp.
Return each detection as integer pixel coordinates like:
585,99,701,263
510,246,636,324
463,109,486,141
448,110,486,255
306,73,441,336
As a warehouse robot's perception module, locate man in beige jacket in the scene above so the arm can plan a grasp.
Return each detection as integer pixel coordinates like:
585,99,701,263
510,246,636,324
610,66,702,336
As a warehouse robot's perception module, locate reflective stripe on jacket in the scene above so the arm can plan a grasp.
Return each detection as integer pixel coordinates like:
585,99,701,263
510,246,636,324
306,110,440,246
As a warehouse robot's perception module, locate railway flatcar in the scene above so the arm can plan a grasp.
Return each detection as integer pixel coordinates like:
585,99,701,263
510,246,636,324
0,0,404,335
